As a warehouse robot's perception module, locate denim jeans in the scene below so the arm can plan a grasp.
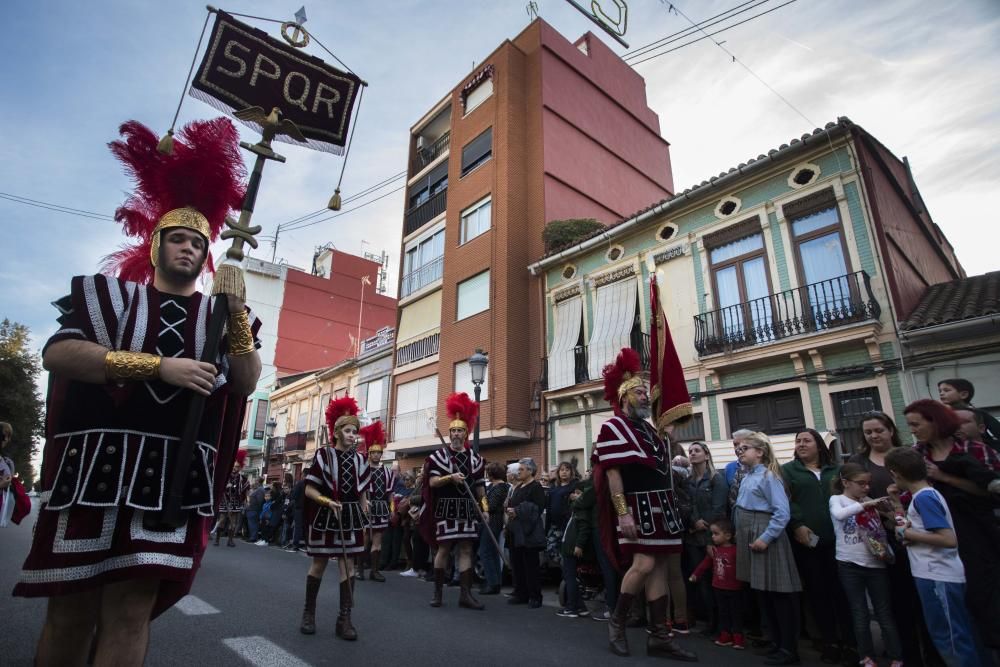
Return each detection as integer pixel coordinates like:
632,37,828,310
913,577,984,667
478,525,503,588
591,526,618,613
245,510,260,542
292,508,304,547
562,553,581,611
837,561,903,660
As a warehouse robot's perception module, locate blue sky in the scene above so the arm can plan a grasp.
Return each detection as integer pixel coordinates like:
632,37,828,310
2,0,998,359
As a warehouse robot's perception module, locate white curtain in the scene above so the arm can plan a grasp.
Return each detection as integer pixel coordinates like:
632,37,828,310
588,278,638,380
547,297,583,390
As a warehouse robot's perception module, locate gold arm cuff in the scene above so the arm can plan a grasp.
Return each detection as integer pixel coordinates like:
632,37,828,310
105,351,161,382
316,495,335,508
611,493,629,517
227,310,255,357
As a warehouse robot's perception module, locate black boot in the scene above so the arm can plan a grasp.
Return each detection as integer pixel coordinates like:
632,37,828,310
214,529,221,546
430,568,445,607
357,552,366,581
458,569,485,610
647,596,698,661
609,592,635,657
300,575,320,635
370,550,385,582
335,579,357,640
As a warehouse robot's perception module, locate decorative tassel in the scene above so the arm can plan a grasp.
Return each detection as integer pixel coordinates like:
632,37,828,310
212,262,246,301
327,188,342,211
157,129,175,155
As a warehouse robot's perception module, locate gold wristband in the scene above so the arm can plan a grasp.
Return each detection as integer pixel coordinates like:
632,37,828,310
105,351,161,382
611,493,629,517
316,495,335,508
227,311,255,357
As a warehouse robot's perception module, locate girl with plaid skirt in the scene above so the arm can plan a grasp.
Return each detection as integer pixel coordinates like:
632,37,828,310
733,432,802,666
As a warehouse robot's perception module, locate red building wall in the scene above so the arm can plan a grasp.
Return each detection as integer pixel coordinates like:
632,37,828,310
274,250,396,376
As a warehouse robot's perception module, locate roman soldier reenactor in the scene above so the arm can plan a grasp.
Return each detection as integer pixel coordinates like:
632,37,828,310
592,348,697,661
13,119,262,665
358,420,394,582
216,449,251,546
300,396,370,640
419,392,486,610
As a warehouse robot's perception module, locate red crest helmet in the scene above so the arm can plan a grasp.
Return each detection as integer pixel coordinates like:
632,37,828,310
359,420,386,456
325,396,360,439
602,348,643,416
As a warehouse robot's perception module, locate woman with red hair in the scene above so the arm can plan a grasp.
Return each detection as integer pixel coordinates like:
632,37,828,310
904,399,1000,654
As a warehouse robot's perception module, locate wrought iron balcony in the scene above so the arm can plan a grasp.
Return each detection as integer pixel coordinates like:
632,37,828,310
267,436,285,455
411,131,450,173
404,188,447,236
693,271,881,356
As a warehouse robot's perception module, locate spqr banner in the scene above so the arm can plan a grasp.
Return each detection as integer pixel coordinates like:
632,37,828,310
190,10,362,154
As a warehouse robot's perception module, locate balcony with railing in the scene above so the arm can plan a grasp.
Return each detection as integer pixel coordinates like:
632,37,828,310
267,436,285,455
694,271,881,356
396,332,440,367
284,432,308,452
392,409,436,441
401,256,444,297
411,131,450,174
404,188,447,237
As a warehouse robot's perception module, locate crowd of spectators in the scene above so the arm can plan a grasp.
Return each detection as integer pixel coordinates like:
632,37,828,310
221,376,999,666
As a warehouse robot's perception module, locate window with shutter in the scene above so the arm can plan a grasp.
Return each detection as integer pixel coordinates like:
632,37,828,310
461,128,492,176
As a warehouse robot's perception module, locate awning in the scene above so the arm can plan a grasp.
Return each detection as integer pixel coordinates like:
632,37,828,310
587,277,638,380
547,296,583,390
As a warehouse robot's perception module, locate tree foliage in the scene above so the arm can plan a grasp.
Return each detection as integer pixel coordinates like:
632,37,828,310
0,319,44,488
543,218,606,255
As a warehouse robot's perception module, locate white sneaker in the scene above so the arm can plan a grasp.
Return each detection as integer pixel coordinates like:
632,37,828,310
255,539,267,546
400,568,418,577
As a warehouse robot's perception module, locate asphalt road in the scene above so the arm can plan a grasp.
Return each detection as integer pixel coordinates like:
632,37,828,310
2,500,828,666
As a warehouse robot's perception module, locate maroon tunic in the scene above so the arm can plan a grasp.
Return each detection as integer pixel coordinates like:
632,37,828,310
419,446,484,545
367,465,396,532
303,446,370,556
13,274,260,617
591,415,684,571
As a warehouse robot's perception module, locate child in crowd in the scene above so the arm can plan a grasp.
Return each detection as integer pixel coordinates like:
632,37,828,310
885,447,982,667
259,491,275,545
829,463,904,667
689,518,744,650
733,432,802,666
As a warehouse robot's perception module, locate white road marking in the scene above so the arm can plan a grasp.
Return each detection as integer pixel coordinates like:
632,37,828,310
222,636,313,667
173,594,220,615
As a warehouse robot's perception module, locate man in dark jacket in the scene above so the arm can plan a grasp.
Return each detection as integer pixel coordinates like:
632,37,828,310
246,479,266,543
284,477,306,551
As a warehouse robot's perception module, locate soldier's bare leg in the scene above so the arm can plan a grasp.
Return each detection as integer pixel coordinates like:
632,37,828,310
308,556,329,579
92,578,159,666
36,589,101,667
456,540,473,571
621,552,656,595
433,541,453,569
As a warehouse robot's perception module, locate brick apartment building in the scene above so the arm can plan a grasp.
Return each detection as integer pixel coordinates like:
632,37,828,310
386,18,675,472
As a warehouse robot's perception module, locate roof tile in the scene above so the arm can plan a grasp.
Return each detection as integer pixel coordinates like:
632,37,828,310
901,271,1000,330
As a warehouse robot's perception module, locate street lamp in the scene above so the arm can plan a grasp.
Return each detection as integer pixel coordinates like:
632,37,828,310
468,348,488,455
264,418,277,479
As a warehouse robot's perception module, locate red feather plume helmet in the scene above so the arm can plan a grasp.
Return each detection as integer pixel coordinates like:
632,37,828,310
602,347,644,416
445,392,478,447
325,396,360,442
101,118,247,284
234,449,248,468
359,420,386,456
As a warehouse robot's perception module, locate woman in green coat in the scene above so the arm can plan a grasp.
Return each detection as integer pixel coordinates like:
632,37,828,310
782,428,854,664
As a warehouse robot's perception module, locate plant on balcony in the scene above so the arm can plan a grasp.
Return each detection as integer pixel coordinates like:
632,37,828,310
544,218,606,255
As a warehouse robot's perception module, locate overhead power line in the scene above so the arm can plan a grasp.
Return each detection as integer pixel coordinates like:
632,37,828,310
627,0,800,66
623,0,771,61
0,191,113,221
